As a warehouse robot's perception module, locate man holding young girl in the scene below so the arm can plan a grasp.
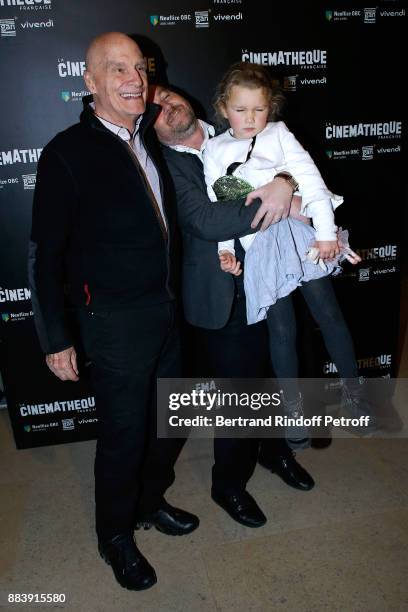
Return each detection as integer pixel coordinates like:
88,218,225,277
153,82,315,529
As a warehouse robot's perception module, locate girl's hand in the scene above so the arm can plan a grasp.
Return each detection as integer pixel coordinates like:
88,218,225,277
219,251,242,276
314,240,340,261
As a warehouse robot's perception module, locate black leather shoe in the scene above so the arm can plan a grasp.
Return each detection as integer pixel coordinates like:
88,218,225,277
259,452,315,491
135,501,199,536
98,533,157,591
211,488,267,528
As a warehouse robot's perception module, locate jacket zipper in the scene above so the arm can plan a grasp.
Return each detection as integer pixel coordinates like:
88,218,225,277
140,132,174,300
92,124,174,301
125,144,168,238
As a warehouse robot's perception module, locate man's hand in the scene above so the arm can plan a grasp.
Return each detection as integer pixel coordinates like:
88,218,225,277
314,240,340,261
245,177,294,230
46,346,79,382
219,251,242,276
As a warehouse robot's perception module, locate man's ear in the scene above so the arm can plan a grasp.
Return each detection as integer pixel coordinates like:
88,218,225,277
84,70,96,94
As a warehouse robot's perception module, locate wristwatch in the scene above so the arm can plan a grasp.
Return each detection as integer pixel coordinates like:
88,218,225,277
274,171,299,193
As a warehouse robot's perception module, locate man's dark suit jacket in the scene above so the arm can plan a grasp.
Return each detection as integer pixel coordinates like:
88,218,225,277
162,145,261,329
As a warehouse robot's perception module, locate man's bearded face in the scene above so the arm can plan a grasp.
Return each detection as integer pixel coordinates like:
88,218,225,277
153,86,197,144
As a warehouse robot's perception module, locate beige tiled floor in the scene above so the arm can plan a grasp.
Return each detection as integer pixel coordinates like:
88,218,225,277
0,279,407,611
1,429,408,610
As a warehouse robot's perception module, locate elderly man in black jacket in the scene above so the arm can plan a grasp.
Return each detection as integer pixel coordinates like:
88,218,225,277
153,85,315,529
29,33,199,592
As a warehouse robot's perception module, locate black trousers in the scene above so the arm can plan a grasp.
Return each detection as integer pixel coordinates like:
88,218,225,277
266,277,358,400
77,301,185,541
191,294,289,494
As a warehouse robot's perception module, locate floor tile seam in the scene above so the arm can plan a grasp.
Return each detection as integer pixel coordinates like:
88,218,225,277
206,504,408,548
348,446,408,497
197,548,228,612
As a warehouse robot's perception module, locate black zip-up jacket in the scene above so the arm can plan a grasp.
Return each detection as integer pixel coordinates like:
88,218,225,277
29,103,178,354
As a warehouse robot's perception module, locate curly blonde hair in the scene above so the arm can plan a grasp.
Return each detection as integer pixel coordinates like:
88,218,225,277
213,61,285,128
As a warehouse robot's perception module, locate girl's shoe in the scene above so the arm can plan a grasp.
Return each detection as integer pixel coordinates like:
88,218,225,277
281,391,310,448
339,378,379,436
